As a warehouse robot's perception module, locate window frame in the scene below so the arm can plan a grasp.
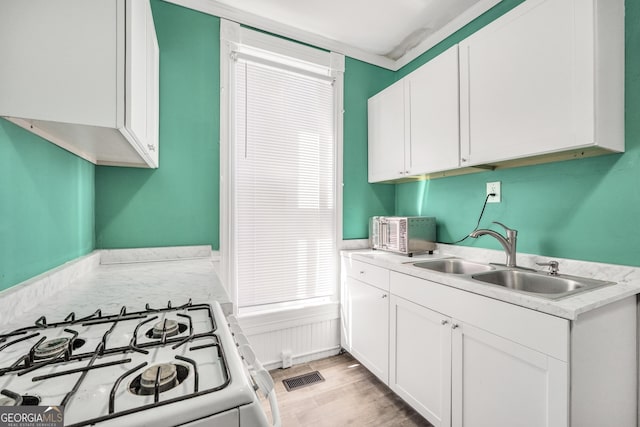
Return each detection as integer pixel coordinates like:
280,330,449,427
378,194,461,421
219,20,344,316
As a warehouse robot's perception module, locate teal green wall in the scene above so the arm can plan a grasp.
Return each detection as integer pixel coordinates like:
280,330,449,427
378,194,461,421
95,1,396,246
9,0,631,293
95,1,220,249
0,119,94,291
343,58,396,238
395,0,640,266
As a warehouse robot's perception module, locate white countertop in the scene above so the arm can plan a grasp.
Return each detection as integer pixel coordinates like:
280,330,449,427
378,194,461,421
0,246,231,331
4,243,639,328
344,245,640,320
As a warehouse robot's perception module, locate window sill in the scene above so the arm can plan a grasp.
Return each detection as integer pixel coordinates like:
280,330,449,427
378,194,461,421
237,301,340,335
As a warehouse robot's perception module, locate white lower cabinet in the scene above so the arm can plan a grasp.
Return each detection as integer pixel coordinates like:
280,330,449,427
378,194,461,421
347,276,389,384
343,257,637,427
389,295,567,427
388,271,569,427
390,295,451,427
451,322,568,427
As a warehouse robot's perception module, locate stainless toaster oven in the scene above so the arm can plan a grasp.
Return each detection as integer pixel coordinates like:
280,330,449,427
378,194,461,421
369,216,436,256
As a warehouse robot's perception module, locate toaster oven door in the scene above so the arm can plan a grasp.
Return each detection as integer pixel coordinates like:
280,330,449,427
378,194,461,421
385,219,404,253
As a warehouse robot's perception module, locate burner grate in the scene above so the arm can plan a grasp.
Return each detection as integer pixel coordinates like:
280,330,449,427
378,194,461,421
0,299,234,427
282,371,324,392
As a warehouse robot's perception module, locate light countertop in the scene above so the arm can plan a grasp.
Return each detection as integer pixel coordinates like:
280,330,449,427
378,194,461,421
3,243,639,328
0,246,230,332
344,245,640,320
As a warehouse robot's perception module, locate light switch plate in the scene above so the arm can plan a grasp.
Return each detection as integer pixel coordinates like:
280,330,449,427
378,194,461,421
487,181,501,203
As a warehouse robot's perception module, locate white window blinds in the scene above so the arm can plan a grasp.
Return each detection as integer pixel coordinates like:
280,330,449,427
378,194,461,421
233,55,337,310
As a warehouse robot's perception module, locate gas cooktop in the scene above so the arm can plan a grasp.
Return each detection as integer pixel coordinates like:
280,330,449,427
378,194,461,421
0,299,258,426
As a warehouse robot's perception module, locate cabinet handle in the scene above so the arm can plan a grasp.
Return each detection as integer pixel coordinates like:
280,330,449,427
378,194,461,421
452,323,459,329
359,271,365,275
381,294,388,299
461,158,467,163
441,320,449,326
399,171,404,175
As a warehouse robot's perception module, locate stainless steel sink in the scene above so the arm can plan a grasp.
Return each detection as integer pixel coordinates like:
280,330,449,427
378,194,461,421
413,259,495,275
471,269,615,299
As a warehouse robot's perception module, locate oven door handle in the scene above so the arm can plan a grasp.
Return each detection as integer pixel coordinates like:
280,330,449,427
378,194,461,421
254,368,281,427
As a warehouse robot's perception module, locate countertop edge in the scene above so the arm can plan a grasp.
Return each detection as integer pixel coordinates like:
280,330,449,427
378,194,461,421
0,251,101,324
342,249,640,320
0,247,229,329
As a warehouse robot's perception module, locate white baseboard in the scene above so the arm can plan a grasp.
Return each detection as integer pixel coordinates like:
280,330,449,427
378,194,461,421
262,346,342,371
242,314,341,370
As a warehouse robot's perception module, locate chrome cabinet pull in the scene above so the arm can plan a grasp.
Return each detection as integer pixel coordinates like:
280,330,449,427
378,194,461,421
452,323,459,329
441,320,449,326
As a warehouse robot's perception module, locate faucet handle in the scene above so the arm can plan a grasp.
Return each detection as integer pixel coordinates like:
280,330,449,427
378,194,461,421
492,221,517,237
536,260,559,275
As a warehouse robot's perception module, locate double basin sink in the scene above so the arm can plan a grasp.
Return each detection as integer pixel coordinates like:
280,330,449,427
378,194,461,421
412,258,614,300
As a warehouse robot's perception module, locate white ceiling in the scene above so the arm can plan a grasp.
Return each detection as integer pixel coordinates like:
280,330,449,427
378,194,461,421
167,0,503,70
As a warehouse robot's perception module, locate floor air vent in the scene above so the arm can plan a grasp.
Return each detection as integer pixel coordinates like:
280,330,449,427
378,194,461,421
282,371,325,392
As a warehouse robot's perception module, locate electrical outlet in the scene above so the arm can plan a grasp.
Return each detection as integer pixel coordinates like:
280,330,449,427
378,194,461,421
486,181,501,203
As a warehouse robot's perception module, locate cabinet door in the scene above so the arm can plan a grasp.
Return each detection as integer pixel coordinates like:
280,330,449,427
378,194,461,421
367,80,406,183
126,0,160,167
347,277,389,384
407,45,460,175
0,0,119,126
390,296,451,427
145,0,160,167
459,0,595,166
451,322,568,427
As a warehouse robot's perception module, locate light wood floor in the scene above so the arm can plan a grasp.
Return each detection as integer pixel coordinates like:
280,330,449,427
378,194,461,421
261,352,433,427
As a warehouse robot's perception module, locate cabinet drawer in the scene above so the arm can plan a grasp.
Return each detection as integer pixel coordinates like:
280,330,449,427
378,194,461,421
343,258,390,291
390,271,569,361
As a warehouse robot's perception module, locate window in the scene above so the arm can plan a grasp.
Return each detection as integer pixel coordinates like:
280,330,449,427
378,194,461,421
220,21,344,314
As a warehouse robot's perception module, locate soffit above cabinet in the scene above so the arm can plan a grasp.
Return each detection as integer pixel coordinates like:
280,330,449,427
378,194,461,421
166,0,502,70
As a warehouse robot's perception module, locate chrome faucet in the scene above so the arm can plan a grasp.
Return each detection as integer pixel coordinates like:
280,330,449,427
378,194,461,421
469,222,518,268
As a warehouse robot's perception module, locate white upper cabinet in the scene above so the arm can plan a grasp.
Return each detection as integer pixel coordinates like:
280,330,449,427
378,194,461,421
459,0,624,166
0,0,159,168
406,46,460,175
126,0,160,168
368,79,406,182
368,0,623,181
368,45,460,183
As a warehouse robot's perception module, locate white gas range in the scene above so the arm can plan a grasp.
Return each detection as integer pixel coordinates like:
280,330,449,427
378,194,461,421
0,299,275,426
